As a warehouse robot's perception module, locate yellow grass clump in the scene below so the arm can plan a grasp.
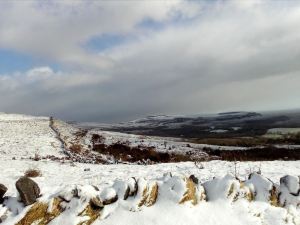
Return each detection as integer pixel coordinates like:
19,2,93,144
138,182,159,208
77,202,102,225
16,197,63,225
179,178,198,205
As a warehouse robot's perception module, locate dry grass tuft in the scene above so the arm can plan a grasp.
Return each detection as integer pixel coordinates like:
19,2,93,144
69,144,82,154
138,182,159,207
179,178,198,205
25,168,42,178
77,203,102,225
240,182,254,202
16,198,63,225
269,186,280,207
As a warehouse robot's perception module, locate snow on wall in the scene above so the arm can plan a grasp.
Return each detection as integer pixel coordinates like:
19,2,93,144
1,173,300,225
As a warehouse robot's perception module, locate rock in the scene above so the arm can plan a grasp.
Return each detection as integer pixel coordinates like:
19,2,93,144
246,173,279,206
0,213,7,223
128,177,138,197
72,187,79,198
162,176,187,203
58,188,76,202
189,175,199,184
16,177,40,206
90,196,104,209
112,180,130,200
123,186,130,200
100,188,118,205
58,185,99,203
279,175,300,207
92,185,100,191
280,175,300,195
203,174,240,202
0,184,8,204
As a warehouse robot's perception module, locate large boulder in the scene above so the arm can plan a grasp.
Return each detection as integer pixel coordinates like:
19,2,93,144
100,187,118,205
279,175,300,207
112,179,130,200
16,177,40,206
203,174,240,202
0,184,7,204
280,175,300,195
245,173,279,206
159,176,187,203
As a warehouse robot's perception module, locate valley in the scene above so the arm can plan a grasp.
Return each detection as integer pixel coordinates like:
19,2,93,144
0,112,300,225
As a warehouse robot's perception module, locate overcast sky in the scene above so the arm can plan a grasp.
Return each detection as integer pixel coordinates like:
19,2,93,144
0,0,300,122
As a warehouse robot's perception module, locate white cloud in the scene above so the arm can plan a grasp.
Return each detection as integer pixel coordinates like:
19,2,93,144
0,0,300,121
26,67,55,80
0,0,200,71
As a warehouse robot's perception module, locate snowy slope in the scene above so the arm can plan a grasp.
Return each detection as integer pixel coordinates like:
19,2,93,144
86,130,247,152
0,113,64,159
0,113,300,224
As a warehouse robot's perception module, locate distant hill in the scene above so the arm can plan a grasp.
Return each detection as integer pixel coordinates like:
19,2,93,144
74,110,300,139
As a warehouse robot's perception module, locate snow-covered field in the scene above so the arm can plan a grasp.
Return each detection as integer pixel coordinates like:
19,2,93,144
264,128,300,140
0,113,300,225
267,128,300,135
0,113,64,160
85,130,247,155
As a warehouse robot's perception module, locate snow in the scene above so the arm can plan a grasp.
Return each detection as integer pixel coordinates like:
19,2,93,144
279,175,300,207
0,158,300,224
264,128,300,140
0,113,300,224
99,201,269,225
210,129,228,133
267,128,300,135
112,180,129,200
203,174,240,201
100,188,117,202
280,175,299,195
0,113,64,159
245,173,275,202
86,130,247,155
0,113,48,121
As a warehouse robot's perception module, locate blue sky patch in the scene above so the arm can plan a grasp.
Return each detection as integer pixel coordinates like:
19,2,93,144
84,34,129,53
0,48,60,74
137,18,166,31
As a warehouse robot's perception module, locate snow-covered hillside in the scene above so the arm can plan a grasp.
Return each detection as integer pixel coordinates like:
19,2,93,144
0,113,64,160
0,113,300,225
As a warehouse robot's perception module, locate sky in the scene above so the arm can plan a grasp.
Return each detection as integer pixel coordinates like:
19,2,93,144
0,0,300,122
